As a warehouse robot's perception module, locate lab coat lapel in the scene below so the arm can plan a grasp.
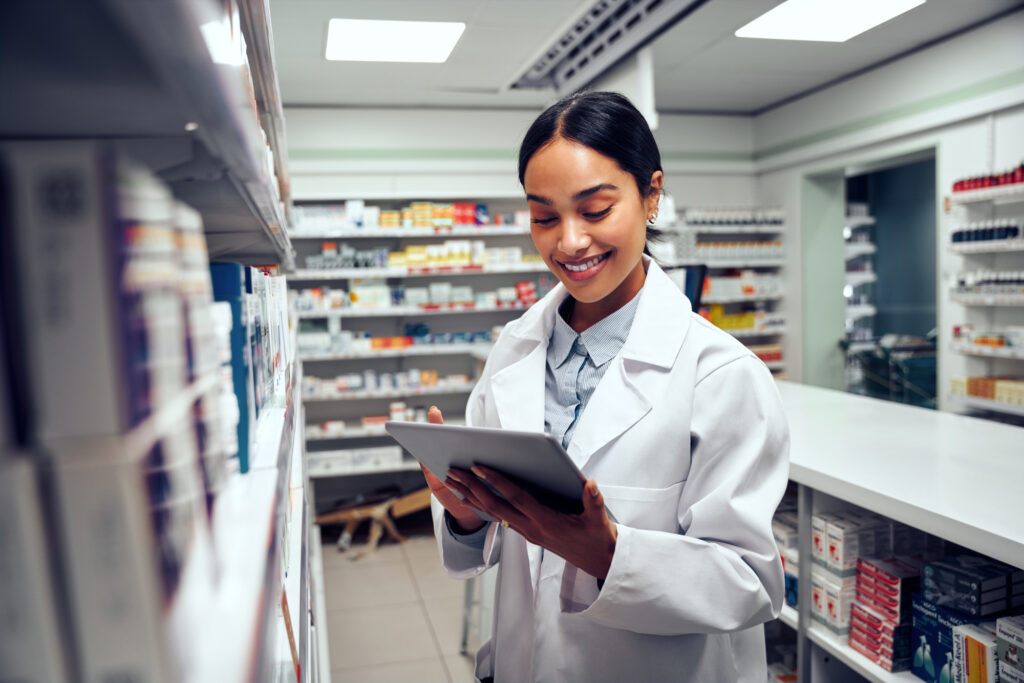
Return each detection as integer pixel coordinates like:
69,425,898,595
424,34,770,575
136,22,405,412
568,259,689,472
489,284,567,432
490,343,546,432
567,360,651,471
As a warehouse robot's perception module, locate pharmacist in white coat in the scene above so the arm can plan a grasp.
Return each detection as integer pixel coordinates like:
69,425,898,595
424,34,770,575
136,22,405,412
423,92,789,683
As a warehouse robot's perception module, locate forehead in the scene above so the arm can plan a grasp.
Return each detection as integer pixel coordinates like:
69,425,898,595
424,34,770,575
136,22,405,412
523,138,630,194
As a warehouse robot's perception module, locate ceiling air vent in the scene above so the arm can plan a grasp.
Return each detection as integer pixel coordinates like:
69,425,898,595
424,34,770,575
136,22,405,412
508,0,707,96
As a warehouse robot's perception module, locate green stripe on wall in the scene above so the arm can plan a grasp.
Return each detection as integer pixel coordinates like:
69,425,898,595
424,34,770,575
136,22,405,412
288,68,1024,166
755,67,1024,161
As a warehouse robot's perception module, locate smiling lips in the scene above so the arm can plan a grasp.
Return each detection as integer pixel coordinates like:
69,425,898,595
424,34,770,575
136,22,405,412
556,251,611,280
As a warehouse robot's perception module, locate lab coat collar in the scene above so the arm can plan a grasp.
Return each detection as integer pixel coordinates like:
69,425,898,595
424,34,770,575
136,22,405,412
491,258,692,463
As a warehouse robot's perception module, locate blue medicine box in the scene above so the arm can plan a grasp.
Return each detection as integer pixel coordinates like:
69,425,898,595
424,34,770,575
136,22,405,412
911,593,987,683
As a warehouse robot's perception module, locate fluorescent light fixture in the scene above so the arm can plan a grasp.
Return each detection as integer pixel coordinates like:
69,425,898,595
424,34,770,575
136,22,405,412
325,19,465,63
735,0,925,42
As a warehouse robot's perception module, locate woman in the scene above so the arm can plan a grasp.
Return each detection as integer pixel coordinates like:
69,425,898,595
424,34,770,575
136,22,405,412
422,91,789,682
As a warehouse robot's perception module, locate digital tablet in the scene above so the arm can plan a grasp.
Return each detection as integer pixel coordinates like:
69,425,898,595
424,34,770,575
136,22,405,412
384,421,593,520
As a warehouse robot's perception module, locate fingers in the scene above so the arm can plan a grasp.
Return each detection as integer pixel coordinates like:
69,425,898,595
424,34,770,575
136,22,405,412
582,478,605,517
420,464,445,491
451,467,524,526
428,405,444,424
444,470,486,510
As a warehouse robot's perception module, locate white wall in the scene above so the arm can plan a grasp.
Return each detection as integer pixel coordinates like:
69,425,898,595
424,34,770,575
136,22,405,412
751,11,1024,389
285,107,759,205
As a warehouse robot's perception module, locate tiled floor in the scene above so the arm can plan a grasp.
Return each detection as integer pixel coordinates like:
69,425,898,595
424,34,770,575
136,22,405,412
322,533,479,683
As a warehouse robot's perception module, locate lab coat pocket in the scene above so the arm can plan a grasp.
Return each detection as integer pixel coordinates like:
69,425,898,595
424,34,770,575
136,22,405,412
599,481,685,532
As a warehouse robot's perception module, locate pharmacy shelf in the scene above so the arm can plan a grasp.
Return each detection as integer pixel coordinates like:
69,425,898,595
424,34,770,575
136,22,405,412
198,372,298,683
290,262,549,280
299,343,491,362
669,258,786,268
779,605,799,630
303,383,475,403
0,1,295,266
845,242,877,261
763,361,786,371
950,292,1024,306
805,625,918,683
308,456,422,479
846,271,878,288
950,184,1024,205
726,326,786,338
948,394,1024,417
846,304,877,321
702,293,783,304
950,342,1024,359
290,226,531,239
948,240,1024,254
845,216,877,229
294,302,529,319
306,419,467,442
778,381,1024,569
678,224,786,234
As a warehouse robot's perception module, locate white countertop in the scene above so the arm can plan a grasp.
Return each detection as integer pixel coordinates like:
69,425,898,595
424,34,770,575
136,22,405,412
777,381,1024,569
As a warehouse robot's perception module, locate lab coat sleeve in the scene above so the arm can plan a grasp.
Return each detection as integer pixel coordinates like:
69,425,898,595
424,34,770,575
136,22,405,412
431,337,508,577
564,356,788,635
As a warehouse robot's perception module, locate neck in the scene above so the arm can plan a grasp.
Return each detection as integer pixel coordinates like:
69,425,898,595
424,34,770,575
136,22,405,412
566,259,646,333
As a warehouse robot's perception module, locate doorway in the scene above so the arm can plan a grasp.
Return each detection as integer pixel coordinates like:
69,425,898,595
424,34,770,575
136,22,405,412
843,156,937,407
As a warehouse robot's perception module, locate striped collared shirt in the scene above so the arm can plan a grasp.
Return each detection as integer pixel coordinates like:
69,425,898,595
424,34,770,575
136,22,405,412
545,292,641,449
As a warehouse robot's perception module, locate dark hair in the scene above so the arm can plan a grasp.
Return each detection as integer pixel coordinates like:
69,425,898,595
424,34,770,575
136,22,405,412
517,91,663,252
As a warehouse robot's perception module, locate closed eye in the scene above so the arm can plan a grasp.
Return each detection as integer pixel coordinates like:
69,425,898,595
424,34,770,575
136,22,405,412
531,216,557,226
583,207,612,220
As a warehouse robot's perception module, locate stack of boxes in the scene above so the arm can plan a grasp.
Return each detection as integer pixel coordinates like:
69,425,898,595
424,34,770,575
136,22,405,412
911,556,1023,683
772,501,799,610
850,557,921,671
997,615,1024,683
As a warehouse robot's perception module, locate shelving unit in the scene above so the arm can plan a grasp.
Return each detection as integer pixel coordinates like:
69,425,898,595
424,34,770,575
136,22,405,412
946,177,1024,423
948,394,1024,417
291,262,549,280
303,383,476,402
846,271,878,288
845,242,878,260
948,240,1024,254
295,302,529,319
299,343,491,361
775,381,1024,683
950,342,1024,359
667,208,788,371
289,199,540,513
949,183,1024,205
0,0,295,267
291,226,531,238
950,292,1024,305
0,1,322,679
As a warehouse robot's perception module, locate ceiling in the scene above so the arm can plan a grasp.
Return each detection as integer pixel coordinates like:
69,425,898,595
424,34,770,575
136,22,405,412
269,0,1024,114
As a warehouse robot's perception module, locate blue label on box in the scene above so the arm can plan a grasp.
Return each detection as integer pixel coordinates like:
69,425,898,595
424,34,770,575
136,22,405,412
911,593,987,683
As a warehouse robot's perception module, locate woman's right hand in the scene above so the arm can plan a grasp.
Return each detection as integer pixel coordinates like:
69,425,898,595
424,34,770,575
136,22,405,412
420,406,487,533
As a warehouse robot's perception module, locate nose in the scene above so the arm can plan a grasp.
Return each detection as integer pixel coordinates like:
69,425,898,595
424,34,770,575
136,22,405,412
557,217,591,256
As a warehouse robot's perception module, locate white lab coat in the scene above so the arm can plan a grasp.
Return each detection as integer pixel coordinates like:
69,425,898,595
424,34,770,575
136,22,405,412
432,258,789,682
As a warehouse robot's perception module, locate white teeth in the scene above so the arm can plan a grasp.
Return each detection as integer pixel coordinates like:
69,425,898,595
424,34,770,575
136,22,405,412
563,253,608,272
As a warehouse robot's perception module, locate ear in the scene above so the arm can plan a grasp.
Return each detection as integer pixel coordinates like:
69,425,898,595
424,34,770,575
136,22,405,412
647,170,664,210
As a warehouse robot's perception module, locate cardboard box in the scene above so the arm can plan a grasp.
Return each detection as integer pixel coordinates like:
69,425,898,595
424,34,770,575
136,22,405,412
1001,661,1024,683
827,517,871,576
952,623,997,683
812,513,842,567
912,594,989,683
924,557,1013,617
997,614,1024,673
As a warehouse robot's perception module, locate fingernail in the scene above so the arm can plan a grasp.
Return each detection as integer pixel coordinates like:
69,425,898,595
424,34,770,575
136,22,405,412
471,466,486,479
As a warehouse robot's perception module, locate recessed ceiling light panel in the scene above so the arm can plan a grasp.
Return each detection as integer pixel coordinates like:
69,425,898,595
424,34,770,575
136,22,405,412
325,19,466,63
735,0,926,43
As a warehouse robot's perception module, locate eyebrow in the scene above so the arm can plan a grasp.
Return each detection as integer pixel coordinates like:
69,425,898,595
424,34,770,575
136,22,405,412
526,183,620,206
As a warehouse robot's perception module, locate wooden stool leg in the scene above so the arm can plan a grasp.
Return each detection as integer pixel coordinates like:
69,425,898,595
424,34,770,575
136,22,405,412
378,512,406,544
337,520,359,552
354,519,384,560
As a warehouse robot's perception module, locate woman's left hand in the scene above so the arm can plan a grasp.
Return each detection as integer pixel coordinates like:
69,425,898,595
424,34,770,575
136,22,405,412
445,466,618,579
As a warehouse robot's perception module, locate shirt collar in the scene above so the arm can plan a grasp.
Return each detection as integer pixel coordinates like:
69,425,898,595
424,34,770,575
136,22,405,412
548,289,642,368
